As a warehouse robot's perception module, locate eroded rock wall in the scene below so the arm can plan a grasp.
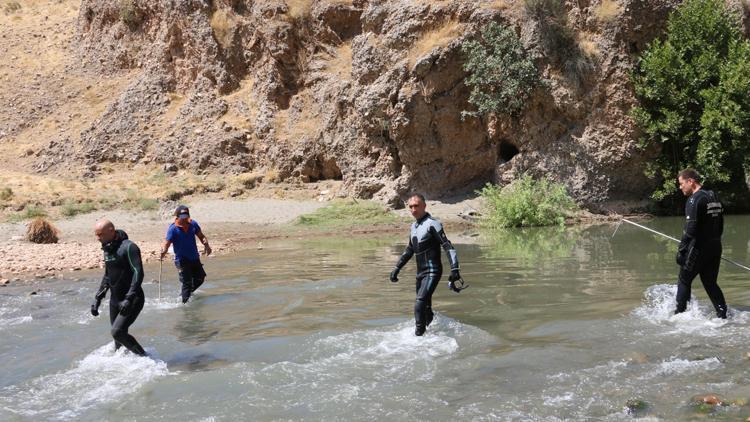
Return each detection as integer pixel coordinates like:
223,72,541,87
36,0,748,210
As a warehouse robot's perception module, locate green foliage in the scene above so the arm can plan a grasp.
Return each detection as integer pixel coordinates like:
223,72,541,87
8,205,47,223
478,175,577,228
631,0,750,201
461,21,540,117
119,0,142,30
122,190,159,211
296,200,397,229
60,200,97,217
524,0,593,88
0,187,13,201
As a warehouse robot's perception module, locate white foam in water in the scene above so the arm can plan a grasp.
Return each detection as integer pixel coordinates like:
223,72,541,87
147,296,183,310
631,284,738,335
240,315,486,413
0,344,169,420
651,356,722,377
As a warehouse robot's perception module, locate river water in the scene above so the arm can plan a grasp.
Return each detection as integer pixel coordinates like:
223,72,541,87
2,217,750,420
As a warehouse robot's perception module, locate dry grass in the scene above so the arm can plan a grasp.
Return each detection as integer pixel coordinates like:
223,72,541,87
286,0,312,19
273,90,321,144
26,218,59,244
594,0,621,22
578,32,600,58
406,20,465,68
322,42,353,80
220,77,257,130
4,1,21,14
481,0,510,10
210,8,237,49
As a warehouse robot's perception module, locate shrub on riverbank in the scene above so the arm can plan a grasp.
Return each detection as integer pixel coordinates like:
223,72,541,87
60,200,97,217
26,217,59,244
478,176,577,228
296,200,397,228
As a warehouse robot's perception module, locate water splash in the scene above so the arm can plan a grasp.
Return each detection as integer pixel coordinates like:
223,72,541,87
630,284,745,335
0,344,169,420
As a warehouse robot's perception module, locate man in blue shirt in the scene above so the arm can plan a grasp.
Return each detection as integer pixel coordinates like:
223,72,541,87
160,205,212,303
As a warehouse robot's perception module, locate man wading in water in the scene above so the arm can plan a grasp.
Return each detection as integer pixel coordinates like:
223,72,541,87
90,220,147,356
160,205,212,303
390,193,462,336
674,169,728,319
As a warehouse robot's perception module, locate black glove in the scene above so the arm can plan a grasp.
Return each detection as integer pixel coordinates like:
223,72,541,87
90,299,101,317
449,269,461,282
390,268,400,283
119,298,132,316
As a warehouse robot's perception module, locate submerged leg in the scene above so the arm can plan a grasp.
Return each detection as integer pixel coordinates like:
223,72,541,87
414,274,440,336
110,297,146,356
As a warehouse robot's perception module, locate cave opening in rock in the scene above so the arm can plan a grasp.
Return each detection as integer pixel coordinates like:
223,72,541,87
498,140,519,163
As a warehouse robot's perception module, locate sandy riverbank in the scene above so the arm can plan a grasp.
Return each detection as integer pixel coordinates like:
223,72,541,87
0,197,483,285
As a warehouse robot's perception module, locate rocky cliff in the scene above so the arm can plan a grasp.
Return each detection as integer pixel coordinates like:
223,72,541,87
22,0,750,210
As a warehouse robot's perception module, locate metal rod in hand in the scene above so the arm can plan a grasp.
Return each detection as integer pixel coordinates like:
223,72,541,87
158,259,163,300
617,218,750,272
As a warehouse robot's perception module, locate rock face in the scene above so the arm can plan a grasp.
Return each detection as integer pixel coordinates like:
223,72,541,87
34,0,750,210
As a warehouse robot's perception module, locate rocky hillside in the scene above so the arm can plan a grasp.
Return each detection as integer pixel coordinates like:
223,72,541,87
3,0,749,211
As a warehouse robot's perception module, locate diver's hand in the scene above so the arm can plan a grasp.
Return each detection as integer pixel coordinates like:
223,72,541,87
448,281,461,293
390,268,400,283
90,299,101,317
448,269,461,282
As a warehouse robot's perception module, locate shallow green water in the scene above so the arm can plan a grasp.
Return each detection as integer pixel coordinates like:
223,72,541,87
2,216,750,420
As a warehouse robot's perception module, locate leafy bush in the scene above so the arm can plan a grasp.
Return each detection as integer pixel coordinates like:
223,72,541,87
478,175,577,228
8,205,48,223
60,200,97,217
631,0,750,201
296,200,397,228
461,21,540,117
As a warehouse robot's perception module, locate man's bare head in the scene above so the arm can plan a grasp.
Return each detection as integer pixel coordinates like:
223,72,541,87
94,219,116,243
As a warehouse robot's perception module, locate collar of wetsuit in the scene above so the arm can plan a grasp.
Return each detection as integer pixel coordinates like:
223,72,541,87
416,213,431,224
101,230,129,252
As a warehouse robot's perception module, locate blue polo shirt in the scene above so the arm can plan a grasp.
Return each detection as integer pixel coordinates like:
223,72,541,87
166,220,201,263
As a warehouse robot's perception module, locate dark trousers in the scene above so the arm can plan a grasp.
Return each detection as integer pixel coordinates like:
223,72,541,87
177,259,206,303
675,246,726,315
109,295,146,355
415,273,441,330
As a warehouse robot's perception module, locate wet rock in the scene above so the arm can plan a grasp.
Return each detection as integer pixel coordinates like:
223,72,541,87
625,398,649,415
626,351,649,364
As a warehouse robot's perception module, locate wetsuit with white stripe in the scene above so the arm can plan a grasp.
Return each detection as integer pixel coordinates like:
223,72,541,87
394,213,459,332
93,230,146,355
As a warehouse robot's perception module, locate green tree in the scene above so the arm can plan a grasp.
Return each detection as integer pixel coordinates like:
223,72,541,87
461,22,540,117
631,0,750,205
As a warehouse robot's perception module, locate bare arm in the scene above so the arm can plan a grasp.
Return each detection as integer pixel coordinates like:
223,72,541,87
196,229,212,256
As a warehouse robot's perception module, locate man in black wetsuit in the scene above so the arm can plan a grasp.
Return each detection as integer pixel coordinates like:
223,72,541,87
90,219,147,355
674,169,727,319
390,193,461,336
